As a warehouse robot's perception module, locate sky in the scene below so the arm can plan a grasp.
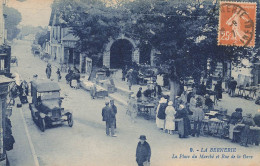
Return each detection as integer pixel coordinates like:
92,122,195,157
7,0,54,27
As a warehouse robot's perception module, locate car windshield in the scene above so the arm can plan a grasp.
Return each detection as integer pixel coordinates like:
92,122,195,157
37,91,60,100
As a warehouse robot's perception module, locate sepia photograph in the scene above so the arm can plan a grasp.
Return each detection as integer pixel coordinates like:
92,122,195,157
0,0,259,165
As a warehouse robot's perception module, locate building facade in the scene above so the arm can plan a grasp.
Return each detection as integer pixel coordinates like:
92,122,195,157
0,0,14,165
49,10,79,70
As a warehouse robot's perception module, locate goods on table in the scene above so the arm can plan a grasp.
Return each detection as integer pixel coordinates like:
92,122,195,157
81,81,108,98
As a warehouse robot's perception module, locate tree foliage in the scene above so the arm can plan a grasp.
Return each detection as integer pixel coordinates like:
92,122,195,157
4,6,22,41
123,0,259,83
36,31,50,47
51,0,129,66
51,0,259,79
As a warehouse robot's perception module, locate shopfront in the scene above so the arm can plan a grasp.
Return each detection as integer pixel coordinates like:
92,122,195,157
0,75,14,165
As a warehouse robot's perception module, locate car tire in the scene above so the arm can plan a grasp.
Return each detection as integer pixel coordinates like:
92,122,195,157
31,110,36,122
39,118,45,132
67,114,73,127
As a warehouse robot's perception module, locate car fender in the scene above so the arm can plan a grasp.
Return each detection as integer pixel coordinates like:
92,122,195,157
64,112,72,116
30,104,37,113
39,112,46,118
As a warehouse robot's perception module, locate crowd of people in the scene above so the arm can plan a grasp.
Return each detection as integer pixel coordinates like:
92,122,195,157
152,89,260,147
229,108,260,147
45,63,81,88
122,64,157,91
10,80,29,105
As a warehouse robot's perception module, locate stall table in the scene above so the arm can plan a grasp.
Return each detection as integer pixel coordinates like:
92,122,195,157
209,118,226,138
200,119,210,136
137,103,155,120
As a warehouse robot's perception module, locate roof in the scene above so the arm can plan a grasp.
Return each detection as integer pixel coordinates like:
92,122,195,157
0,75,14,84
62,33,79,41
31,79,60,92
49,8,55,26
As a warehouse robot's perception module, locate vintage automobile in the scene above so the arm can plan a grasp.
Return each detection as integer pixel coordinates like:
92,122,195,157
29,79,73,132
10,56,18,66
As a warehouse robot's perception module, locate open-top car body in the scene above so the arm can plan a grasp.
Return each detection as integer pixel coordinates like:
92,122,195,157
29,79,73,132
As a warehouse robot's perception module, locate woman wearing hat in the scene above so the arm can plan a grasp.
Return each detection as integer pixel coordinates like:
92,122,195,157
156,97,167,130
165,101,176,135
127,94,138,123
240,113,255,147
177,104,191,138
136,135,151,166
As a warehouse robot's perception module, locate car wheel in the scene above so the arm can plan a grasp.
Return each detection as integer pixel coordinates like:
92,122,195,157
39,118,45,132
31,110,36,122
67,114,73,127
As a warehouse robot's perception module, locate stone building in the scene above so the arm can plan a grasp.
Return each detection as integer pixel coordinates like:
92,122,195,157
103,34,157,69
49,9,79,69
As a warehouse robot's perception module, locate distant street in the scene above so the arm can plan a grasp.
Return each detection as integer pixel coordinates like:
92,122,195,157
7,40,260,166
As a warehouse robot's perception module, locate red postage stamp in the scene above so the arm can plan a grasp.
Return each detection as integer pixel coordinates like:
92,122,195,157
218,1,257,47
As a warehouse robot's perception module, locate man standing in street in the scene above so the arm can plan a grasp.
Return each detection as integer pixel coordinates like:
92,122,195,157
102,101,116,137
110,99,117,130
192,98,205,137
46,63,52,79
136,135,151,166
230,77,237,97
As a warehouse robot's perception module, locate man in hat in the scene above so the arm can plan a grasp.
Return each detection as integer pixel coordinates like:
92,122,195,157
110,99,117,130
229,77,237,97
102,101,116,137
192,99,205,137
46,64,52,79
136,135,151,166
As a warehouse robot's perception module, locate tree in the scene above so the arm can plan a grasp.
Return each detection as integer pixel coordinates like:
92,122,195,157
52,0,126,66
36,31,50,47
124,0,259,102
4,6,22,41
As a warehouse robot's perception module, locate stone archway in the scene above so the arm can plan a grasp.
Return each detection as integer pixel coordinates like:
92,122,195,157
103,34,139,68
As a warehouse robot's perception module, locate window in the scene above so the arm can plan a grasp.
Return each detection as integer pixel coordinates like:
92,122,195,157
0,59,5,71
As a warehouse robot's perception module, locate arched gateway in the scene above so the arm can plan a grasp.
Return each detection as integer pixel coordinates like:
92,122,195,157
103,34,140,68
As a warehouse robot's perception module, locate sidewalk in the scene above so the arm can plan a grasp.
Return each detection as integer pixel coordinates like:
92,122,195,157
6,100,38,166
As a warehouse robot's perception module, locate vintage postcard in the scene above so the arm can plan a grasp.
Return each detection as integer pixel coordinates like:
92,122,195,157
0,0,259,166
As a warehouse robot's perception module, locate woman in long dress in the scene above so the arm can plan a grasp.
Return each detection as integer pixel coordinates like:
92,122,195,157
156,97,167,130
177,104,191,138
127,94,137,123
165,101,176,135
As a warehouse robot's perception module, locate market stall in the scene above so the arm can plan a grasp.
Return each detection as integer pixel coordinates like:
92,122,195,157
137,97,157,120
80,80,108,98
